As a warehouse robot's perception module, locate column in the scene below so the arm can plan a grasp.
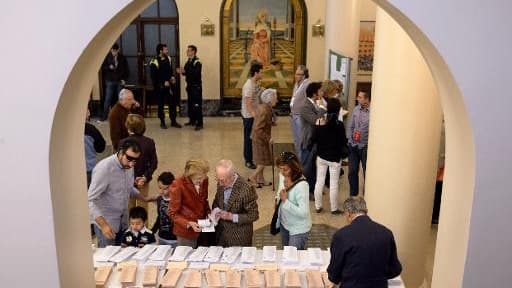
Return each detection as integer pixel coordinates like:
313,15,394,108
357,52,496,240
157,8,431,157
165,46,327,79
364,7,442,287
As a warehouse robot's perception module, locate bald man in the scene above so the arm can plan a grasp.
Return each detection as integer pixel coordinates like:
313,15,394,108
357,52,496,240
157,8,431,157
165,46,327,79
212,160,259,247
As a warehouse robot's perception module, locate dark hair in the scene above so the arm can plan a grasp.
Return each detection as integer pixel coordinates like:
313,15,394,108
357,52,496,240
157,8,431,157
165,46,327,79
359,90,371,101
156,43,167,55
111,43,120,50
188,45,197,53
129,206,148,222
275,152,303,182
158,171,175,185
326,98,342,124
118,138,141,154
249,62,263,77
306,82,322,98
297,65,309,78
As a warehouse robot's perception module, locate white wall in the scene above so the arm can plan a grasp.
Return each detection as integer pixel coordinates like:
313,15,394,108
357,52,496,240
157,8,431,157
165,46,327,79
0,0,511,287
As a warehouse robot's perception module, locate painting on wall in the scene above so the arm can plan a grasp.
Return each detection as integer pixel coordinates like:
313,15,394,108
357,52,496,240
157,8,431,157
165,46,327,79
357,21,375,74
222,0,305,98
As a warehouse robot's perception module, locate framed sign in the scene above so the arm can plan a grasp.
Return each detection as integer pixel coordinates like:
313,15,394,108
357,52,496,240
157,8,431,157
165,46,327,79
328,50,351,109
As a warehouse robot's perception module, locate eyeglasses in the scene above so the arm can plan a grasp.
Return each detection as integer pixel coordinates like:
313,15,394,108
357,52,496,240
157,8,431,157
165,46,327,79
125,154,139,162
279,151,297,162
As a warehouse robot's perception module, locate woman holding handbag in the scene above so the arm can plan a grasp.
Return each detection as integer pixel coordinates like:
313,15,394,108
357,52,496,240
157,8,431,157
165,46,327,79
274,152,311,249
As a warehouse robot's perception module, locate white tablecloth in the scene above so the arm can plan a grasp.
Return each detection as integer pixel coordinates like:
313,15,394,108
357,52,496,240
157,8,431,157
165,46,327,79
93,248,405,288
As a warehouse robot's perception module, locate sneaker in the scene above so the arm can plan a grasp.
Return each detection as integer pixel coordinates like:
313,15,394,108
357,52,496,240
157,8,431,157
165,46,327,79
171,123,182,128
245,162,256,169
331,209,342,215
160,123,168,129
315,208,323,213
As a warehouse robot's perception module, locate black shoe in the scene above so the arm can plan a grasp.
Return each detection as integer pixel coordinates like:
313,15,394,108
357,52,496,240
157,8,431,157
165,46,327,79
184,122,194,126
171,123,182,128
245,162,256,169
331,209,342,215
160,123,168,129
315,208,323,213
194,125,203,131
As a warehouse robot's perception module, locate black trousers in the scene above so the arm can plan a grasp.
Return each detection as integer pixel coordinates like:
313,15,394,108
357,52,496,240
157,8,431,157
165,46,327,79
242,117,254,163
157,87,178,124
187,85,203,126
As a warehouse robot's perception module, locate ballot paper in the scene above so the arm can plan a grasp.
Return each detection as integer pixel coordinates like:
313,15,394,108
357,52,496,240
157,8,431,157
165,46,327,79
281,246,299,264
305,269,323,288
198,218,215,232
184,269,202,288
240,247,257,264
109,246,138,263
119,265,137,287
94,266,113,287
205,270,222,288
187,246,209,262
160,268,183,288
169,246,193,262
244,269,263,288
132,244,158,261
188,262,210,270
225,269,241,288
307,248,324,266
284,270,301,288
204,246,224,263
142,265,159,287
149,245,173,261
262,246,277,262
95,245,121,262
221,247,242,264
264,271,281,288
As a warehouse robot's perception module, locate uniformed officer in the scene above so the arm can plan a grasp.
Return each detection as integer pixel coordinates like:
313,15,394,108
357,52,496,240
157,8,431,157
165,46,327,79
177,45,203,131
150,43,182,129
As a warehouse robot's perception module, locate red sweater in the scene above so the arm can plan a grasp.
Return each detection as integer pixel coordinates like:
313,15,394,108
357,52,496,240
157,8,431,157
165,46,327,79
168,176,210,239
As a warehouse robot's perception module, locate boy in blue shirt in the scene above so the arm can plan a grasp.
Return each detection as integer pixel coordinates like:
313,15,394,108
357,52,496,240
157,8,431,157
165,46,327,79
120,206,156,247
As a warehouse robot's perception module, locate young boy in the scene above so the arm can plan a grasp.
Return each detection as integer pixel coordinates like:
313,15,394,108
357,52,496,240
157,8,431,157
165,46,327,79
120,206,156,247
151,171,178,247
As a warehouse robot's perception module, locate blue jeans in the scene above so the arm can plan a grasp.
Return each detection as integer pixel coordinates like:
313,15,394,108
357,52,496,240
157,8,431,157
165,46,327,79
348,145,368,196
243,117,254,163
290,114,303,161
301,146,316,195
280,225,309,250
103,81,120,120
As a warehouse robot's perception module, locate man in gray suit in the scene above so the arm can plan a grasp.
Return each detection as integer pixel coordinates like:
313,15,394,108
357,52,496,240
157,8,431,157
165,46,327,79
212,160,259,247
300,82,326,198
289,65,310,161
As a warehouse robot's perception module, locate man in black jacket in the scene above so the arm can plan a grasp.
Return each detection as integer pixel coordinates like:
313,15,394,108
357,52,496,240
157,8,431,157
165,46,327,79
177,45,203,130
150,43,182,129
101,43,129,121
327,197,402,288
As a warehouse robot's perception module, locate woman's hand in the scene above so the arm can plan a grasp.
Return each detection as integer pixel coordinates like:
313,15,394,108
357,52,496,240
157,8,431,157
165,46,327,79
188,221,202,233
280,189,287,202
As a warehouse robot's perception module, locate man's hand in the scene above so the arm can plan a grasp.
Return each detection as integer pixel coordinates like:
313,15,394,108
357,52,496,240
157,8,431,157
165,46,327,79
135,176,146,188
109,64,115,70
170,77,176,84
96,217,115,239
120,80,126,86
219,211,233,221
164,80,170,87
188,221,202,232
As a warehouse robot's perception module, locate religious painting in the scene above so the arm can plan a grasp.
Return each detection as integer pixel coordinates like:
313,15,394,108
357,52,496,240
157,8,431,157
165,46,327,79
222,0,306,98
357,21,375,74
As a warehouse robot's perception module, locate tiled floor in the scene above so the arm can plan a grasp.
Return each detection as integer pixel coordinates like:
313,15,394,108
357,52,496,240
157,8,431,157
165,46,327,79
92,115,436,284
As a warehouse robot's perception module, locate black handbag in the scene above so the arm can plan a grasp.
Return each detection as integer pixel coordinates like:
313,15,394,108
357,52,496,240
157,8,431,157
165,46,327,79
270,200,281,235
270,178,306,235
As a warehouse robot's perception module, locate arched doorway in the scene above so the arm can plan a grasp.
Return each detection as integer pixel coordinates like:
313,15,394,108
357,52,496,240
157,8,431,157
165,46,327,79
98,0,180,117
220,0,307,105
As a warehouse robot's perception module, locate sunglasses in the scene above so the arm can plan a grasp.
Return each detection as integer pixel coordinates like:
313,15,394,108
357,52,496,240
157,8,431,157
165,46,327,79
125,154,139,162
279,151,297,162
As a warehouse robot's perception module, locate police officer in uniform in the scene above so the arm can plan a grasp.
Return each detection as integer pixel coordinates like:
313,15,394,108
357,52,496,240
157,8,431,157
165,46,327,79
177,45,203,131
150,43,182,129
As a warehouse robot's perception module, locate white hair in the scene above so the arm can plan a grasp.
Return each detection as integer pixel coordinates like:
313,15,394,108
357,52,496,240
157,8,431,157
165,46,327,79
118,88,132,100
260,88,277,104
216,159,235,176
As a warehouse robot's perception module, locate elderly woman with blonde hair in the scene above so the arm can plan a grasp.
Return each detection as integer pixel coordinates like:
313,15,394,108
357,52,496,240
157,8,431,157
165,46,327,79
168,159,211,248
249,89,277,188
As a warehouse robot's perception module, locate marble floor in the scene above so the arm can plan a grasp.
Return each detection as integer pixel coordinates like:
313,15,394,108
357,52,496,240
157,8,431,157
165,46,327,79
92,115,436,284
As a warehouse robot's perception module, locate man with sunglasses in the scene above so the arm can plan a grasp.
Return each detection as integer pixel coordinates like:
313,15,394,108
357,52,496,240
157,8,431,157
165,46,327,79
88,139,155,247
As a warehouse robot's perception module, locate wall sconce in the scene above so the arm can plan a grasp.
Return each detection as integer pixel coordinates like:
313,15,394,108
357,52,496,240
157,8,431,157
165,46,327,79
201,18,215,36
312,20,324,37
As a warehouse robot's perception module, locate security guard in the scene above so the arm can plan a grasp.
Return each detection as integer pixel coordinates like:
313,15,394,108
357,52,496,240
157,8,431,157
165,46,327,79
150,43,182,129
177,44,203,130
